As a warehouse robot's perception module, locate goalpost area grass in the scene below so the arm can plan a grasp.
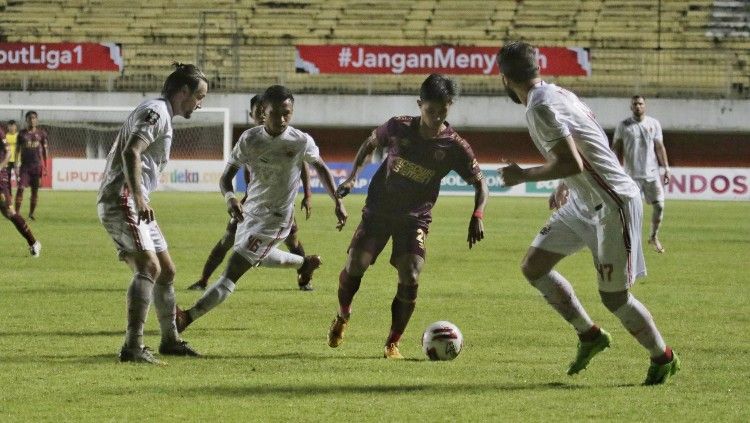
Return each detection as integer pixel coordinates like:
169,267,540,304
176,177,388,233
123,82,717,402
0,192,747,421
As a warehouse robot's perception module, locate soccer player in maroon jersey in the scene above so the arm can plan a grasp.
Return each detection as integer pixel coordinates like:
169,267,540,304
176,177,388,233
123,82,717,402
1,129,41,257
14,111,48,220
328,74,488,359
187,93,314,291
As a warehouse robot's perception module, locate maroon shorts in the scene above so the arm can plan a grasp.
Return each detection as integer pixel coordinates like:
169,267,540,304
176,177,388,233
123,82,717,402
18,165,42,188
0,169,11,204
348,214,428,266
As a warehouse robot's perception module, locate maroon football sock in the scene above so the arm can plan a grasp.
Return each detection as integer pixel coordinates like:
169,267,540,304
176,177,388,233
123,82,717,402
652,346,674,365
337,269,362,315
29,191,38,216
14,189,23,213
10,214,36,246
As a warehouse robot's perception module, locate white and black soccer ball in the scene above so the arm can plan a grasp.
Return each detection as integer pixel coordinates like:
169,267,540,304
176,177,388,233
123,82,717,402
422,321,463,361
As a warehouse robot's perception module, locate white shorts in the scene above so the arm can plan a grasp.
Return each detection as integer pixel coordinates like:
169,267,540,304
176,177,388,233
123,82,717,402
531,195,646,292
634,177,664,204
233,207,294,265
97,197,167,260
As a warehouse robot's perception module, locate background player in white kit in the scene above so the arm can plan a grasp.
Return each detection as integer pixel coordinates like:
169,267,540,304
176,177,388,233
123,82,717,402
97,63,207,364
175,85,347,334
612,96,671,253
497,42,680,385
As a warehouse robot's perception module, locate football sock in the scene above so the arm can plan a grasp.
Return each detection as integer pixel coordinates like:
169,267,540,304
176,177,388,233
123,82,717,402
652,346,674,365
29,190,38,216
124,272,154,349
390,283,418,337
9,214,36,246
386,330,402,345
153,280,179,343
201,240,231,282
611,293,667,357
190,276,236,321
260,248,305,268
338,269,362,316
287,241,305,257
651,201,664,238
531,271,595,334
14,189,23,213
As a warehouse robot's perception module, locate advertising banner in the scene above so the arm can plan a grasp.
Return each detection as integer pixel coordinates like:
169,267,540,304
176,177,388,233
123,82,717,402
295,45,590,76
0,42,123,71
52,159,224,191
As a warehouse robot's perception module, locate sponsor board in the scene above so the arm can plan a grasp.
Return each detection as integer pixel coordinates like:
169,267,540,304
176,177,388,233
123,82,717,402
50,159,749,201
52,158,224,192
0,42,123,71
295,45,590,76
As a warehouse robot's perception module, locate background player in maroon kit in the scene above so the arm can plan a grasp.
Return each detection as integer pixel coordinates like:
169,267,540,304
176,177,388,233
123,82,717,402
1,128,41,257
187,93,314,291
328,74,488,359
14,111,49,220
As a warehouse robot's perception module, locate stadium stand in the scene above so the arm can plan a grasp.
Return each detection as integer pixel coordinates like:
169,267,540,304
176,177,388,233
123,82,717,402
0,0,747,98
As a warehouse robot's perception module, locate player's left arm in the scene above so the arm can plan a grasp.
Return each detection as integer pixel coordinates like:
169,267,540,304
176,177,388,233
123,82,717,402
500,136,583,186
0,142,9,169
468,177,488,249
300,162,312,219
653,122,670,185
310,158,347,231
41,132,49,175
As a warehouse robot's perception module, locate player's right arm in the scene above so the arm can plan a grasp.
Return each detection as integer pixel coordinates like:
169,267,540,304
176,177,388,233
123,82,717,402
612,123,624,163
220,162,243,222
335,130,379,198
122,134,153,223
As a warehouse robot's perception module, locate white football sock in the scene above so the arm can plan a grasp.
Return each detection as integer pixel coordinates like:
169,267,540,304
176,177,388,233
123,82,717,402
190,276,236,321
612,293,667,357
531,271,595,334
124,272,154,349
259,248,305,269
651,202,664,237
153,280,178,343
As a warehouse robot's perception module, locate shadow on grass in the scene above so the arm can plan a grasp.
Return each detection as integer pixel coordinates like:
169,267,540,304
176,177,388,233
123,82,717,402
125,381,593,397
0,329,154,338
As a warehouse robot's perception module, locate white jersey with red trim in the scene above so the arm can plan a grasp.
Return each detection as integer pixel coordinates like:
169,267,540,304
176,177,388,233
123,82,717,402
229,125,320,219
97,98,173,204
614,115,663,180
525,82,639,214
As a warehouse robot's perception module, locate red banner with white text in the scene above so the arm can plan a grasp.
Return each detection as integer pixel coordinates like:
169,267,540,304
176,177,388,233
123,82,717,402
295,45,590,76
0,42,123,71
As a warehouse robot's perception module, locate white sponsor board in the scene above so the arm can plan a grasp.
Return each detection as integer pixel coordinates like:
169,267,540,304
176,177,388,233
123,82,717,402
52,158,225,192
665,167,748,201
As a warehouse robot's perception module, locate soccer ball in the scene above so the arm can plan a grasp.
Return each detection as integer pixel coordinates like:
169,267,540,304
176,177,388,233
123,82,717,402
421,321,463,361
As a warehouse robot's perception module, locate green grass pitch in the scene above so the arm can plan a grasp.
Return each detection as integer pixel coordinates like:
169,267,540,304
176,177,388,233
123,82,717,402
0,192,748,421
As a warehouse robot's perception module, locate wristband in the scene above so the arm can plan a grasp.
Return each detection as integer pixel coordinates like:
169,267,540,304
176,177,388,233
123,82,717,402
224,191,236,202
472,210,484,219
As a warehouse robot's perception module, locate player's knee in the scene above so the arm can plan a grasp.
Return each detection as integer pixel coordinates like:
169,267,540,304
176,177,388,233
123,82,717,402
521,257,544,282
160,262,176,282
600,290,629,313
396,282,419,303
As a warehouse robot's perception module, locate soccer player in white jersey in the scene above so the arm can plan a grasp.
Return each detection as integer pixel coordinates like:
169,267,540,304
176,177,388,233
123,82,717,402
613,96,671,253
97,63,207,364
175,85,347,335
497,42,680,385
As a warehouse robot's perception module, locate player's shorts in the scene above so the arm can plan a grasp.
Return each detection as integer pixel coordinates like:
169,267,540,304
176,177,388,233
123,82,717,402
97,195,168,260
233,206,294,265
18,165,42,188
0,168,11,204
348,213,428,266
531,195,646,292
633,177,664,204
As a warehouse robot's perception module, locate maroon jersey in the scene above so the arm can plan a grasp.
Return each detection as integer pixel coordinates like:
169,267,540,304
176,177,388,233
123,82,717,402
364,116,482,225
17,128,48,167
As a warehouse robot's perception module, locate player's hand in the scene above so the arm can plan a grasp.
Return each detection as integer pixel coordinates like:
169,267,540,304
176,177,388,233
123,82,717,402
134,196,154,224
227,197,244,222
301,195,312,220
334,200,348,231
467,216,484,249
498,161,524,187
335,178,355,198
663,169,671,186
549,183,569,210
